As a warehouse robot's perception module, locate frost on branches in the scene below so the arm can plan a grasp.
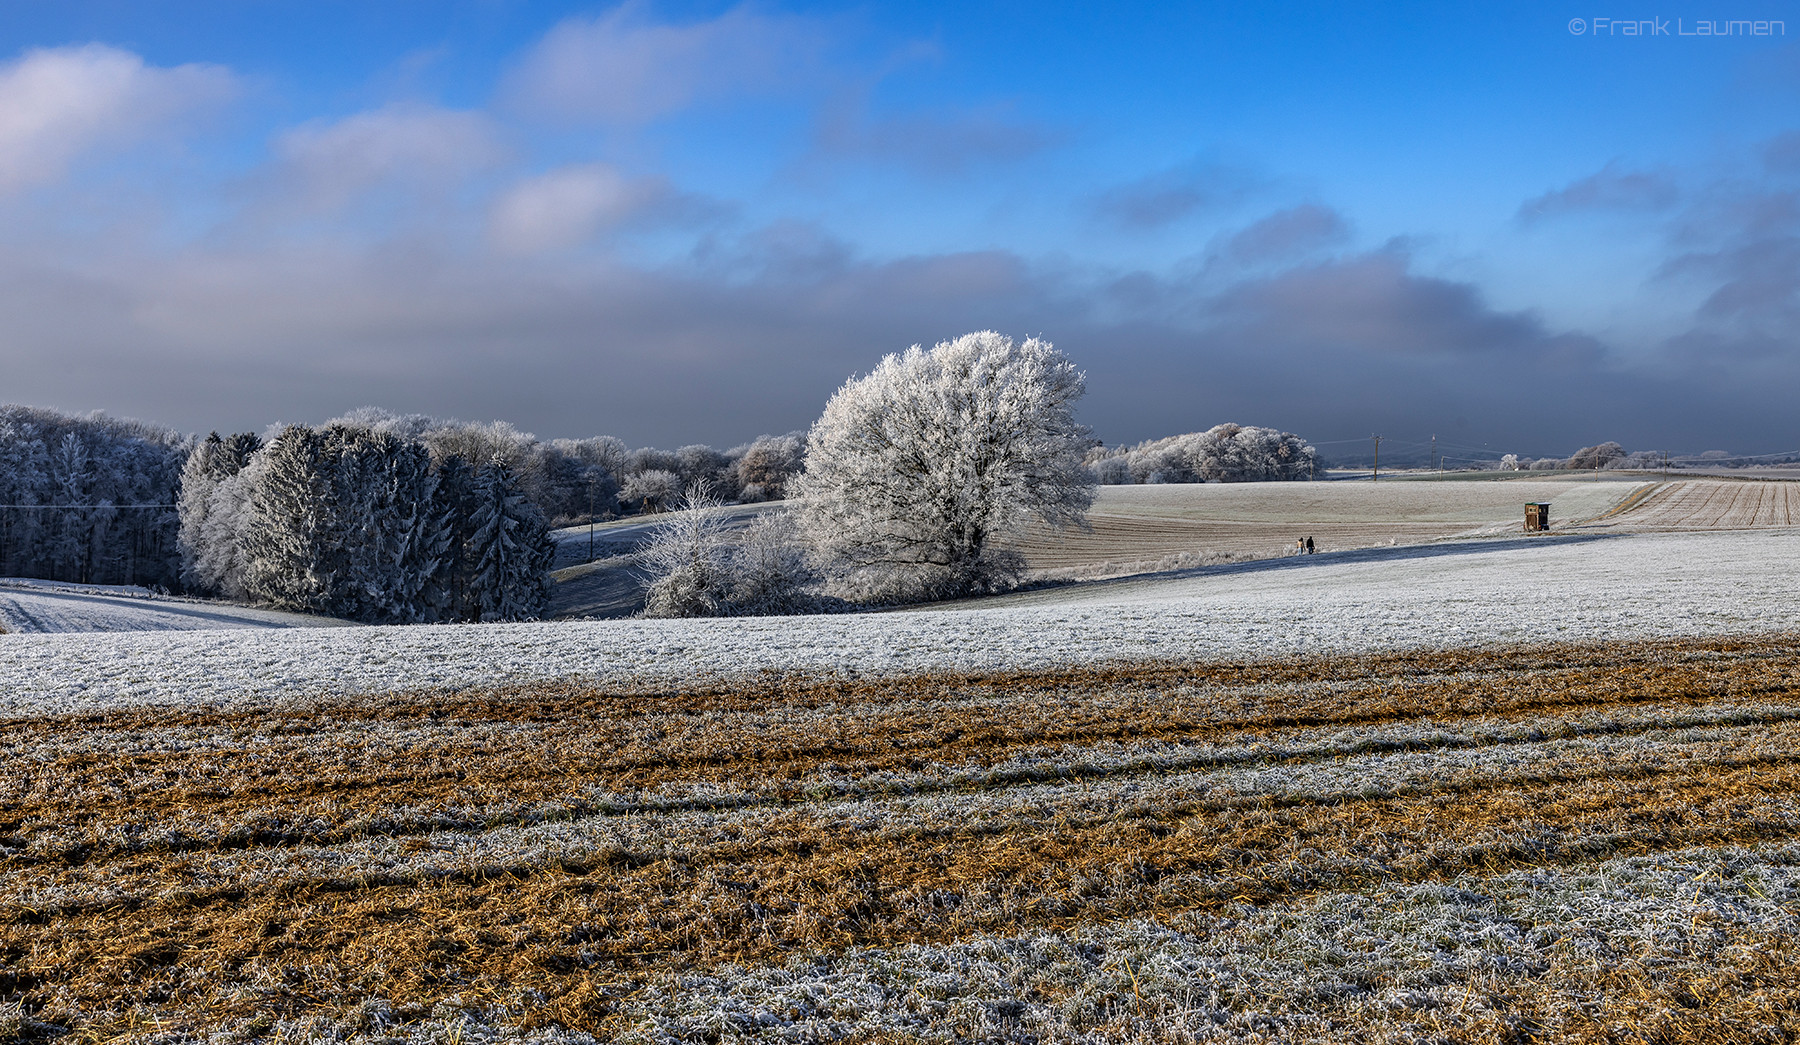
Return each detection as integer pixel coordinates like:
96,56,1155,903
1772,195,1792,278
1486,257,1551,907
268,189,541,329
179,422,554,624
466,459,555,622
797,331,1095,603
637,487,816,618
1087,423,1317,484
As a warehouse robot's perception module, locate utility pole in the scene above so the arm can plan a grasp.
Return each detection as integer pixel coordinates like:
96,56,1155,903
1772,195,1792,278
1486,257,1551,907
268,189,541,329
1431,434,1438,477
1371,434,1382,481
587,476,597,563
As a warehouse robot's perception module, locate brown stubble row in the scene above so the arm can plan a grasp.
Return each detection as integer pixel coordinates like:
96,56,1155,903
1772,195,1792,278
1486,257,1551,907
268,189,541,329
5,635,1799,856
11,734,1800,1034
5,634,1800,1036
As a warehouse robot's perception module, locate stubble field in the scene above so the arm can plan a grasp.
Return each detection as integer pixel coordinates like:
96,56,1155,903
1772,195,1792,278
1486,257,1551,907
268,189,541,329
6,480,1800,1041
1005,478,1648,576
7,634,1800,1042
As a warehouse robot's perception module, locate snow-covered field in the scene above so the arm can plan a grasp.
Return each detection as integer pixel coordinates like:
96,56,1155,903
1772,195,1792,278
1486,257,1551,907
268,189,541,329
4,527,1797,717
9,517,1800,1041
0,578,350,635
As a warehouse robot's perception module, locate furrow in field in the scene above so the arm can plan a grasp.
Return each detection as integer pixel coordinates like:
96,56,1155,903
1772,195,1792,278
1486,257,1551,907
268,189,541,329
7,743,1800,1034
17,713,1800,904
9,635,1800,1039
1593,478,1800,530
5,640,1799,864
8,697,1800,872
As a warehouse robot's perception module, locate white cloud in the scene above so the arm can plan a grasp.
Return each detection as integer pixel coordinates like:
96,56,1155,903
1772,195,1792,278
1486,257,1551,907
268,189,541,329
504,1,824,124
0,44,234,194
488,163,670,254
272,103,507,213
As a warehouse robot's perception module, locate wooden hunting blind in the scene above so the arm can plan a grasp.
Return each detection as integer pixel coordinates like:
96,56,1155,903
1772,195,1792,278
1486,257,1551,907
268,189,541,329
1524,502,1550,532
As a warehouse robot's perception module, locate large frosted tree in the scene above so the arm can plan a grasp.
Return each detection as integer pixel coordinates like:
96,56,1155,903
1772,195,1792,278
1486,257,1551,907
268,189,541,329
795,330,1095,602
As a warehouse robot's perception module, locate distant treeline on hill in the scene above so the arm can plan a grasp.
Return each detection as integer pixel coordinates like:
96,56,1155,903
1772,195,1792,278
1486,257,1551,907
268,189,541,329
1087,423,1318,484
1500,442,1781,471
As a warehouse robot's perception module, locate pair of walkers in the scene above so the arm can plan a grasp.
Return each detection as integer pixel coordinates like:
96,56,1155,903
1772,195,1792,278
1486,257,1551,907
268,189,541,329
1294,536,1315,555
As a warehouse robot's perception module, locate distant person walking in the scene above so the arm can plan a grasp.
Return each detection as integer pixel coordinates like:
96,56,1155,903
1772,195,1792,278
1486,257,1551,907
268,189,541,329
1306,536,1315,555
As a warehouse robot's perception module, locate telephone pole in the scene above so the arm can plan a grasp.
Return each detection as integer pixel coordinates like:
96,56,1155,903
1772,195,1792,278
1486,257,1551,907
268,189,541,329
587,476,598,562
1371,434,1382,481
1431,434,1438,476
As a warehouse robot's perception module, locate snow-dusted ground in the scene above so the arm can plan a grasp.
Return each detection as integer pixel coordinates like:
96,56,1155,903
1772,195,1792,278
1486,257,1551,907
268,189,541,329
0,578,351,635
549,502,783,568
3,527,1797,717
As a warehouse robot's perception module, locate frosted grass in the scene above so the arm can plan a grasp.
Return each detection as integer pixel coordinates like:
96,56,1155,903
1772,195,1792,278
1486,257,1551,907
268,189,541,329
3,529,1797,718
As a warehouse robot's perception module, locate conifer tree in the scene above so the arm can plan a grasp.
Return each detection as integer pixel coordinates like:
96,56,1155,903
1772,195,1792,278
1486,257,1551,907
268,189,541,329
241,425,339,614
466,458,554,621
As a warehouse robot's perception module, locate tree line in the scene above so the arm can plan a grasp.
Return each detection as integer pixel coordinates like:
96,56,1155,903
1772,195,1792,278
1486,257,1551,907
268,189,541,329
1,335,1329,621
0,405,187,588
0,404,812,621
178,423,554,623
1086,423,1318,484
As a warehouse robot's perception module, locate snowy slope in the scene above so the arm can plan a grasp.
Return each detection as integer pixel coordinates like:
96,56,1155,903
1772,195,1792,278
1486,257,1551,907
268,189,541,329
3,528,1797,717
0,578,353,635
549,502,785,568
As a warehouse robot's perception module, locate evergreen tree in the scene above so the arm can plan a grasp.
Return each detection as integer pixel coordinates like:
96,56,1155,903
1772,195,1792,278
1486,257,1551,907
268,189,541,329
466,459,554,622
50,432,91,581
241,425,339,614
432,454,478,621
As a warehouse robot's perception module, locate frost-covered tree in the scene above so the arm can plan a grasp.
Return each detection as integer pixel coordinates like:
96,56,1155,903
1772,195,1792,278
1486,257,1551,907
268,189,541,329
432,454,479,620
638,485,734,618
465,459,555,621
1087,423,1316,484
326,426,444,623
726,509,815,614
676,444,734,496
0,406,186,587
240,425,340,614
638,495,817,618
732,433,807,501
1566,442,1626,470
619,468,682,514
796,330,1095,603
178,431,263,593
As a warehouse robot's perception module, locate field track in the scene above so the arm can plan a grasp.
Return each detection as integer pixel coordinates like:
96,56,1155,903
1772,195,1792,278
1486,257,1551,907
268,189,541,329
7,634,1800,1040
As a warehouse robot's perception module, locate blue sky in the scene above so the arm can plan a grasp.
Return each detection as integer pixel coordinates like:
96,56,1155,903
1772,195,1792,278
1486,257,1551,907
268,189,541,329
2,1,1797,458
